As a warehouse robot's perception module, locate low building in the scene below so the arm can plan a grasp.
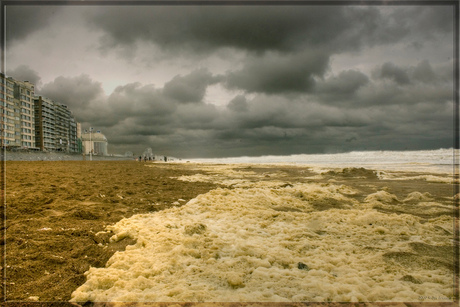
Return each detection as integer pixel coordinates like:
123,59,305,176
81,130,108,156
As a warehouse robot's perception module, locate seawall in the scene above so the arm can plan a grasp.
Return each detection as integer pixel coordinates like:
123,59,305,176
1,151,134,161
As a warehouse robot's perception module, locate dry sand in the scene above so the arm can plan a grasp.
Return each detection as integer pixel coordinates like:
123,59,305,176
1,161,457,305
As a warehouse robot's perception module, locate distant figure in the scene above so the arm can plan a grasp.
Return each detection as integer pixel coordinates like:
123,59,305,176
139,156,142,162
144,156,147,162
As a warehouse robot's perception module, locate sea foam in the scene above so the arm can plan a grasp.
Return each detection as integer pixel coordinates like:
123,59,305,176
70,163,454,303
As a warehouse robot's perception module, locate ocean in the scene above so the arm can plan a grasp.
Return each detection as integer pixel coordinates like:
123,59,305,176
191,148,457,174
70,149,457,303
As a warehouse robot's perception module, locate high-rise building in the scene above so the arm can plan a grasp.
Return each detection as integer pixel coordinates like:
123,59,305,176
2,74,82,153
68,115,78,153
14,79,36,149
0,73,35,149
54,103,71,152
34,96,56,151
34,96,80,153
0,73,16,147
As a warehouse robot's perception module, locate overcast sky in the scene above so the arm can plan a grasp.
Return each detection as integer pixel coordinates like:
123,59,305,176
4,2,456,158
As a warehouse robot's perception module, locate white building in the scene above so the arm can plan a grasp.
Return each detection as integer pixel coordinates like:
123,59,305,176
81,130,108,156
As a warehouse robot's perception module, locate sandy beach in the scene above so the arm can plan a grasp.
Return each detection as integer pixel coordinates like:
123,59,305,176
1,160,457,304
2,161,219,302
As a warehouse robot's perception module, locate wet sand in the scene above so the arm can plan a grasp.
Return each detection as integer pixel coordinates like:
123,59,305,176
1,161,457,305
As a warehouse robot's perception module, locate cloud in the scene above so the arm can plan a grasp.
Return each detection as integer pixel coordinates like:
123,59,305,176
6,65,41,86
375,62,411,85
39,74,105,109
6,6,61,43
84,6,444,59
108,82,175,119
163,69,222,103
227,95,249,113
85,6,349,54
224,51,329,94
411,60,438,84
38,74,115,126
315,70,370,102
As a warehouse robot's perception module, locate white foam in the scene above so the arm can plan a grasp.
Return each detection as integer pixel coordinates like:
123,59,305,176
71,164,454,302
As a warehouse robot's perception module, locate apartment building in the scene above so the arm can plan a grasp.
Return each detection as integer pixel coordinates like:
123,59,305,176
1,74,87,154
0,73,16,147
34,96,56,151
0,73,36,149
34,96,80,153
15,79,36,149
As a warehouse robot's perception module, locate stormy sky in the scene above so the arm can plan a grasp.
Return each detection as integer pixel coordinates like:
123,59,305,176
4,2,456,158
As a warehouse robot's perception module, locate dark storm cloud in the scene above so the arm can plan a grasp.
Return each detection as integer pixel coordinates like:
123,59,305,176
84,5,444,58
85,6,355,54
40,74,105,109
6,6,61,42
227,95,249,113
389,6,454,41
315,70,370,100
6,65,41,86
360,60,453,106
412,60,438,84
225,51,329,94
38,74,118,127
163,69,222,103
108,82,175,119
377,62,411,85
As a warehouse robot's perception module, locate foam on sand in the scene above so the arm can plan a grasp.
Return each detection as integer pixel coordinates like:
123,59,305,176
70,164,454,303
